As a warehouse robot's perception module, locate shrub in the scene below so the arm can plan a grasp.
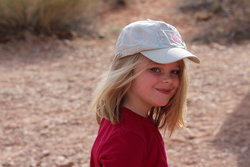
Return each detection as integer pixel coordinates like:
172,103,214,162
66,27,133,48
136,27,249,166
223,0,250,24
179,0,250,43
0,0,99,41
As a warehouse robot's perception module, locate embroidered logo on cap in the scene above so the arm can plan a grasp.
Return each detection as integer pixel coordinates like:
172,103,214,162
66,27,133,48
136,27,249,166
163,30,186,48
171,33,182,44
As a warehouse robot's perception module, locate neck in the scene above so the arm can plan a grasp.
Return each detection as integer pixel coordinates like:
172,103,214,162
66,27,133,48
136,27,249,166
123,93,151,117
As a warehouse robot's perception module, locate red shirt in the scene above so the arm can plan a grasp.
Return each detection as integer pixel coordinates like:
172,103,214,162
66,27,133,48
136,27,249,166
90,107,169,167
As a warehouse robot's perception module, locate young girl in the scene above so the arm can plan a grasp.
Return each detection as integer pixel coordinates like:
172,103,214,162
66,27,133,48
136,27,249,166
90,19,200,167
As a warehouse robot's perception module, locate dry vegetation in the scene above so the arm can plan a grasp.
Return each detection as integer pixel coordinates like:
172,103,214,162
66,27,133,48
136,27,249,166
0,0,98,42
178,0,250,43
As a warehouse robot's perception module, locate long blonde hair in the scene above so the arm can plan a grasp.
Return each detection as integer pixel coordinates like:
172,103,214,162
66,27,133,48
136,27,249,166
91,53,189,135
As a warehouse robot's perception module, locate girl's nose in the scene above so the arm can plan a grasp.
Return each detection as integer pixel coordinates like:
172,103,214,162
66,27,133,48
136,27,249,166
161,74,173,83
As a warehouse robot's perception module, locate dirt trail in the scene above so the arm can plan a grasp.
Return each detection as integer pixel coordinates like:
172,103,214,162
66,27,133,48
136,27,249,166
0,0,250,167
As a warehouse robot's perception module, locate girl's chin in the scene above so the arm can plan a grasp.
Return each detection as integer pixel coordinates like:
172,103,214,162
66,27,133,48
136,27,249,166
153,101,169,107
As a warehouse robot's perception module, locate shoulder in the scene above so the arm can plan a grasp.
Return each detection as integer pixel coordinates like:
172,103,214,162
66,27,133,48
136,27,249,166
97,118,150,147
101,118,147,145
119,107,156,136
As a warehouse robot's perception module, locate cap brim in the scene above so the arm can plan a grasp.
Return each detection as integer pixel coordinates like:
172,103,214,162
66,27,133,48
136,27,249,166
140,47,200,64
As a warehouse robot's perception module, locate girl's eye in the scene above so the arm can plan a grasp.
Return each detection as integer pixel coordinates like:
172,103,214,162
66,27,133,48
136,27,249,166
171,70,180,75
150,67,161,73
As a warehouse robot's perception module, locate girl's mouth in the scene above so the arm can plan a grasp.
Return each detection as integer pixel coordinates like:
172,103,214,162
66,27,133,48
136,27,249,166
155,88,172,95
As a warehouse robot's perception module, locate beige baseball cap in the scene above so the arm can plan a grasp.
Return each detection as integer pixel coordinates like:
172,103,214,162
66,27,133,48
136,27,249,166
115,19,200,64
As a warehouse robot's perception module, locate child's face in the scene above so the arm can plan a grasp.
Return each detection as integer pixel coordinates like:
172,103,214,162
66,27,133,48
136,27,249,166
127,57,180,109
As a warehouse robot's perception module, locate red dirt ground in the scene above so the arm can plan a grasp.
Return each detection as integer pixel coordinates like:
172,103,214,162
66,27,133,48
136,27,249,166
0,0,249,167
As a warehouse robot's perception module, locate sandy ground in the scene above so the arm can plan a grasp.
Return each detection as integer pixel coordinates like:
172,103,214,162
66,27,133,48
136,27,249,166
0,0,250,167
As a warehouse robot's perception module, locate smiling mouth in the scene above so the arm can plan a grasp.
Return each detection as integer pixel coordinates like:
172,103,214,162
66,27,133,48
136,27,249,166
156,88,172,95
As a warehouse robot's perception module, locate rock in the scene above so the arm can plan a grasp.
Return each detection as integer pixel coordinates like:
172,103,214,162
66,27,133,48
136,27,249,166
42,150,50,157
57,162,74,167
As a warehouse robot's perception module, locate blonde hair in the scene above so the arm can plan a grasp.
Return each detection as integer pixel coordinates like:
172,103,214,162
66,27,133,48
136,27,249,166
91,53,189,135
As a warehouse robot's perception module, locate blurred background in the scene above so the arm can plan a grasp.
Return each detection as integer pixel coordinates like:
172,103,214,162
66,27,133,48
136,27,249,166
0,0,249,167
